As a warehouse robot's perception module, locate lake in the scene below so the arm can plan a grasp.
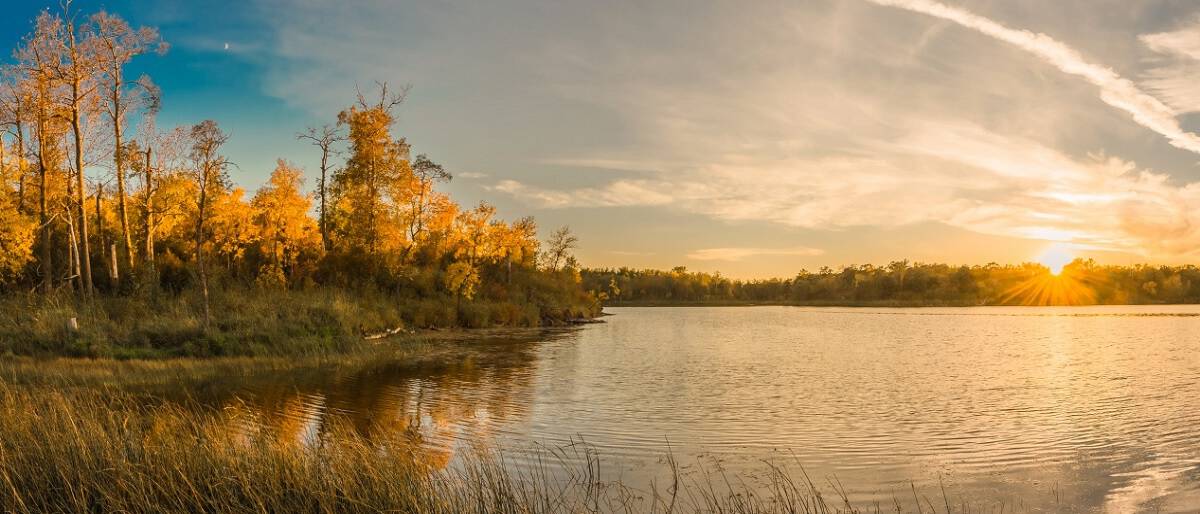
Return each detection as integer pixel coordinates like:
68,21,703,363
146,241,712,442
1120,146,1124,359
188,306,1200,512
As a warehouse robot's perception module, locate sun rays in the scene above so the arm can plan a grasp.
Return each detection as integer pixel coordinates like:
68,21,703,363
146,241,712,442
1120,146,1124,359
999,259,1106,306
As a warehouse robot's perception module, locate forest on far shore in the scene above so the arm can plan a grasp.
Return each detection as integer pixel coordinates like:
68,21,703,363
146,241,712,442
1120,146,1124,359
583,260,1200,306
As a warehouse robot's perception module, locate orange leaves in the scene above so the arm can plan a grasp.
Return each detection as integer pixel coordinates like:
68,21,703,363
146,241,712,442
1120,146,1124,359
251,160,319,266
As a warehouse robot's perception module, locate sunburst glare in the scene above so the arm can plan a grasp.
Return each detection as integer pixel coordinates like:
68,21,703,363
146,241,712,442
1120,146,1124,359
1038,243,1075,276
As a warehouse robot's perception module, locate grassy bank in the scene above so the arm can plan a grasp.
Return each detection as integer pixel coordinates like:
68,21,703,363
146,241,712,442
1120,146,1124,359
0,360,1011,514
0,287,597,358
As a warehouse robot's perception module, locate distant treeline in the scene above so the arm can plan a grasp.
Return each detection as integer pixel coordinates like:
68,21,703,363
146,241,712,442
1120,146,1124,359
583,261,1200,306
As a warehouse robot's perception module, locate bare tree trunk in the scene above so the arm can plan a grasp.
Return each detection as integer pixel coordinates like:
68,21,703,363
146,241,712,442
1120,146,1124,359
109,244,118,283
36,114,52,294
367,154,378,254
318,150,330,252
297,126,341,252
195,169,211,330
113,89,135,274
15,128,26,213
66,206,82,289
70,85,93,295
143,147,154,268
96,185,113,284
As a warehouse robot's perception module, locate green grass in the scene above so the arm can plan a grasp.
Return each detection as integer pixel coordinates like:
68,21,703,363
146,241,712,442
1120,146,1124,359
0,288,405,358
0,286,594,358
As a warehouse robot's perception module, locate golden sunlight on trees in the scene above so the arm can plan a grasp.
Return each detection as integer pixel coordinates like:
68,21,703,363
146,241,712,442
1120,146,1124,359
444,260,479,317
1,2,601,344
331,83,412,255
50,3,97,296
4,2,1200,360
16,10,71,293
0,183,34,282
93,10,166,277
402,154,450,260
252,160,320,282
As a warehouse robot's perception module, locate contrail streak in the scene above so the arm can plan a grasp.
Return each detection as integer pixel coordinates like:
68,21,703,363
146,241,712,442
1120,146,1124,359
867,0,1200,155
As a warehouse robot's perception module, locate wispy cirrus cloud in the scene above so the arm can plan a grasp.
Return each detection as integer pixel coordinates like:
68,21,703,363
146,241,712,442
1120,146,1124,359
538,158,674,174
489,179,674,208
1140,18,1200,113
496,119,1200,258
251,0,1200,268
865,0,1200,155
688,247,825,262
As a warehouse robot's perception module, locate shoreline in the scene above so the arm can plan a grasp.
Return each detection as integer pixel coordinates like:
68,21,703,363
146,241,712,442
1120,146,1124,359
601,300,1200,308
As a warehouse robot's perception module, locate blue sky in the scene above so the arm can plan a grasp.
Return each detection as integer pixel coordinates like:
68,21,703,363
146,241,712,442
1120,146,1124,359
6,0,1200,278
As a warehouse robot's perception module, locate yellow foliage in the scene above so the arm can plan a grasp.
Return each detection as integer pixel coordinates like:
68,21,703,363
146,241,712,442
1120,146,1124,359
206,188,256,262
331,99,413,254
252,160,320,267
149,174,197,243
0,194,34,281
444,261,479,300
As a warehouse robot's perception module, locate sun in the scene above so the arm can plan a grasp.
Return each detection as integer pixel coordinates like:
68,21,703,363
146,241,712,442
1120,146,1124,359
1037,243,1075,276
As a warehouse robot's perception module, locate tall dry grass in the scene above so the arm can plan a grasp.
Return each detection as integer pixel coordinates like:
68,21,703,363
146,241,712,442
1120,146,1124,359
0,377,1030,514
0,352,1040,514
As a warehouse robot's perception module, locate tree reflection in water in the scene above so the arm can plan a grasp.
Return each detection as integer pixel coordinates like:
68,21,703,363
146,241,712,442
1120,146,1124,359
164,330,563,470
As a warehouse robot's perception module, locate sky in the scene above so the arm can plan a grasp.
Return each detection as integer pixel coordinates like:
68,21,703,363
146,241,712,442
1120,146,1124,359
4,0,1200,279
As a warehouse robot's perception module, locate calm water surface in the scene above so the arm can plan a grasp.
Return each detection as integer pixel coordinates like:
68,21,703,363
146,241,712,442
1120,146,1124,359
188,306,1200,512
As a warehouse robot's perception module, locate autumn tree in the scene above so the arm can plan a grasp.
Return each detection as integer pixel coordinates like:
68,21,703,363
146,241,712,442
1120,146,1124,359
544,226,578,271
17,13,70,292
188,120,231,329
492,215,538,285
130,120,187,271
48,2,100,295
0,184,34,283
400,153,451,261
251,159,319,280
205,187,255,272
0,67,30,214
453,202,496,266
92,10,166,275
330,83,412,254
444,260,479,318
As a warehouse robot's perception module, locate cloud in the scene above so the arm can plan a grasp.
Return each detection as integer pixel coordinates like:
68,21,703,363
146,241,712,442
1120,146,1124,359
252,1,1200,263
493,119,1200,258
457,172,488,179
489,179,674,208
538,158,675,174
688,247,825,262
865,0,1200,155
1139,18,1200,113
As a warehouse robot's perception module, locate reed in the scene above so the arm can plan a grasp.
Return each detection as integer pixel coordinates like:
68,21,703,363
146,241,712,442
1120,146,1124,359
0,375,1031,514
